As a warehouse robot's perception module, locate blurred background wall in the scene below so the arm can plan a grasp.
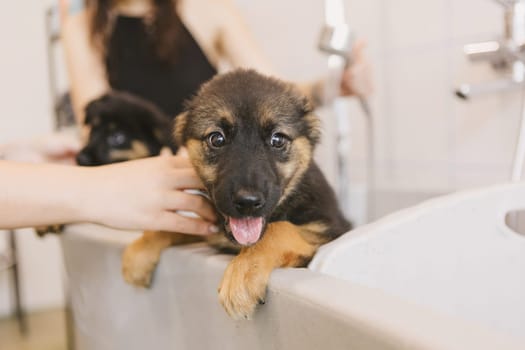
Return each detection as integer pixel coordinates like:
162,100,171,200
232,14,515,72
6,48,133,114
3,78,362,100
0,0,517,317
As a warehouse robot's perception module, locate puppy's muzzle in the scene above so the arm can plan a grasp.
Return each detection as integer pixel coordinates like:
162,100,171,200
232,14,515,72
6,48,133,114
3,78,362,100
76,150,95,166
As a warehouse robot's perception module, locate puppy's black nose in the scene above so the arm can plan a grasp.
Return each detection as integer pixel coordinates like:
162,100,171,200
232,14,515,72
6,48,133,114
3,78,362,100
76,152,93,166
233,189,265,214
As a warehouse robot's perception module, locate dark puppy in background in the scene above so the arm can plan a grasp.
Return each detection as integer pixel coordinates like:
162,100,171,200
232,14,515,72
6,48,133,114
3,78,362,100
35,91,175,236
76,91,177,166
122,69,351,320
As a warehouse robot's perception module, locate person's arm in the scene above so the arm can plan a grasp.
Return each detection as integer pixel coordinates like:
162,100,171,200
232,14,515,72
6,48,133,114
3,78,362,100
60,0,109,124
0,156,218,233
213,2,322,104
0,131,81,164
213,0,275,76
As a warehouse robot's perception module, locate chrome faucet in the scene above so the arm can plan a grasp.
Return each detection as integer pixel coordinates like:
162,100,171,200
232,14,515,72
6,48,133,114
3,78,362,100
456,0,525,99
457,0,525,182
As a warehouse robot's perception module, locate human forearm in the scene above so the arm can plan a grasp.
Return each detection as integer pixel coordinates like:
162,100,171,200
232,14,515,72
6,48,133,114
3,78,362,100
0,161,93,229
0,156,218,234
60,5,109,123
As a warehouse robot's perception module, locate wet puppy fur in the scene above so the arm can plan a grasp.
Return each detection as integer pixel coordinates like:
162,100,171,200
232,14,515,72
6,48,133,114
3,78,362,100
122,69,351,319
76,91,177,166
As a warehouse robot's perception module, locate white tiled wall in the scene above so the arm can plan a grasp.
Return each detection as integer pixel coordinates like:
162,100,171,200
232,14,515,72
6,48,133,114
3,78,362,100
0,0,522,315
367,0,512,192
377,0,517,192
0,1,55,143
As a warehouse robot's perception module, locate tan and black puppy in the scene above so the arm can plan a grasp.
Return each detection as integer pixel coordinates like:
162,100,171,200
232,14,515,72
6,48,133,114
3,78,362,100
122,69,351,320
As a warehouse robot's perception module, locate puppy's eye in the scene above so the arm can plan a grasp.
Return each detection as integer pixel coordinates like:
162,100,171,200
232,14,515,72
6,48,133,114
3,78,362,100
270,133,289,149
207,132,226,148
107,131,127,147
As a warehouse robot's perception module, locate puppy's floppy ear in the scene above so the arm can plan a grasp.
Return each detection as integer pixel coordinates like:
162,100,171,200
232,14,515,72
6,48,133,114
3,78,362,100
84,95,109,126
84,103,97,126
304,112,321,145
173,112,188,146
299,94,322,146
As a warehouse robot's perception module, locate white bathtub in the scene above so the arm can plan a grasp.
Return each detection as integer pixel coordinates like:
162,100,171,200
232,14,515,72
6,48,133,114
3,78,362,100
61,182,525,349
311,182,525,345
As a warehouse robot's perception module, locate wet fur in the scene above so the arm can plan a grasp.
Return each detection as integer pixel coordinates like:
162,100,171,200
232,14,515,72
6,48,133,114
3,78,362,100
122,69,351,319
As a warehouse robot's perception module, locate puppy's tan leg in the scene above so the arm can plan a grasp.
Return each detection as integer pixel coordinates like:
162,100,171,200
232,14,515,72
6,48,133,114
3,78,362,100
122,231,202,287
218,221,325,320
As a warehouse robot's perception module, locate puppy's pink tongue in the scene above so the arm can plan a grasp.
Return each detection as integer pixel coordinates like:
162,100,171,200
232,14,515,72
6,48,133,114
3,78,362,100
228,217,263,245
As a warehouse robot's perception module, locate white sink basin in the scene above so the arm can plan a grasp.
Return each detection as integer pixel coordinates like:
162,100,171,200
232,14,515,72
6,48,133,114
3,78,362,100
310,183,525,345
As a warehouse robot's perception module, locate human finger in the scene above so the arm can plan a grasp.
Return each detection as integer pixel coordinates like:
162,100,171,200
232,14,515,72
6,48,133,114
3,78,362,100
156,212,218,235
341,57,373,97
160,147,173,157
168,168,205,189
164,154,194,169
350,61,374,96
351,39,367,60
37,132,81,157
163,191,217,222
176,147,189,158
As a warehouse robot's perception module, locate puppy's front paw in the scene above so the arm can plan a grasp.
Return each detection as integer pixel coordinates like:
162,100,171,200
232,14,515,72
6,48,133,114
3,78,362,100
35,224,63,236
218,256,270,320
121,240,161,288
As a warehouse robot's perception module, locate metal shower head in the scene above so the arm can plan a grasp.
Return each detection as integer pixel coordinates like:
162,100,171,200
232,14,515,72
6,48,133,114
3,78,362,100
318,24,355,60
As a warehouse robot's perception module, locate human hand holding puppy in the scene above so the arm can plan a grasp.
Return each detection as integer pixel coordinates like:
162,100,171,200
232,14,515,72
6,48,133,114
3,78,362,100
340,39,374,98
0,154,217,234
88,154,218,233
